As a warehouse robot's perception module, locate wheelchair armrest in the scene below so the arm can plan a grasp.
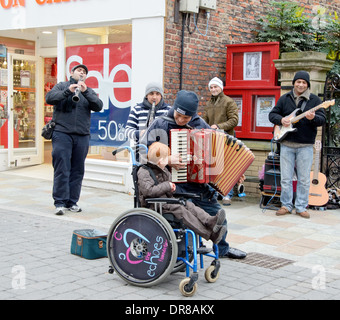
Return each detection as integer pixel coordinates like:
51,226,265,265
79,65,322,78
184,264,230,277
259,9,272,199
145,198,185,205
173,192,201,199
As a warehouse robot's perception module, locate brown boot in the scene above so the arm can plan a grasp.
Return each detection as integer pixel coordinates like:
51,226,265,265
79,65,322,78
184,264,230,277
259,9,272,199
210,225,227,244
213,209,226,233
276,206,291,216
206,209,226,232
297,211,310,219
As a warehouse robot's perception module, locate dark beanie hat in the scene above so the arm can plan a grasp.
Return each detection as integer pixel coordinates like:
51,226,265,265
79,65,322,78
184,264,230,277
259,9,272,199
173,90,199,116
292,70,310,88
72,64,88,74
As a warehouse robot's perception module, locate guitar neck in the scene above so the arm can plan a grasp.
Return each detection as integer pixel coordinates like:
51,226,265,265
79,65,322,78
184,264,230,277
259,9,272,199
313,149,320,180
291,104,322,123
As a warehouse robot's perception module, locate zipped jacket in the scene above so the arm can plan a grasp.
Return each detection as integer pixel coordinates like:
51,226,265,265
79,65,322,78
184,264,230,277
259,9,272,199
268,90,326,144
202,92,239,135
46,77,103,135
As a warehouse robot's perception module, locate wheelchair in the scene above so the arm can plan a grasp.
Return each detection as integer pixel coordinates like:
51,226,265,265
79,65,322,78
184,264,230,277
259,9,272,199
107,145,221,297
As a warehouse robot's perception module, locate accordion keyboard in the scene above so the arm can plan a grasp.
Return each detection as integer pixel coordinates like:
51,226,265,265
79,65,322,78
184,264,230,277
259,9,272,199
170,129,188,182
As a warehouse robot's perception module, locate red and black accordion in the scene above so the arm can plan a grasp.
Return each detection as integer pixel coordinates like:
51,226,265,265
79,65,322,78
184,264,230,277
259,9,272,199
170,129,255,196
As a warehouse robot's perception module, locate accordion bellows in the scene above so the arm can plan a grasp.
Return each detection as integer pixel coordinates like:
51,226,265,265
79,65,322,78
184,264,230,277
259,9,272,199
170,129,255,196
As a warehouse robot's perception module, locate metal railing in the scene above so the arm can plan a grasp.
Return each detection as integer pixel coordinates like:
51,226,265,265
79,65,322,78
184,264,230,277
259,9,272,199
322,72,340,189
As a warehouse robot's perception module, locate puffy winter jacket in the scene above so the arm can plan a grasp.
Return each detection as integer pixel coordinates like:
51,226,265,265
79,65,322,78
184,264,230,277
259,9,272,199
137,162,173,208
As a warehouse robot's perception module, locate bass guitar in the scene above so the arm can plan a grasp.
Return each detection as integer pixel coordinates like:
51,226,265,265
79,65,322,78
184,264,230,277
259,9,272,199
308,140,329,207
273,99,335,143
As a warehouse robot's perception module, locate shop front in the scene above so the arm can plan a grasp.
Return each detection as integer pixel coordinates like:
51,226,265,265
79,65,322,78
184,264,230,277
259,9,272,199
0,0,166,193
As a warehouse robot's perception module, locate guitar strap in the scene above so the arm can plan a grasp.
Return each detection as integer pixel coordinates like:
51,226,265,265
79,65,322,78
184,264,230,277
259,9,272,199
300,100,307,112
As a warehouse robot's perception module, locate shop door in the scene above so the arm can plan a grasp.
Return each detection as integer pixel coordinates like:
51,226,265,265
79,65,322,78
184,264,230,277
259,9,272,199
7,54,42,168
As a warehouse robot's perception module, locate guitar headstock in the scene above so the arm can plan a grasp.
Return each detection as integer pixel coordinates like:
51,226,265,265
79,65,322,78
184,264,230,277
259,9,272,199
321,99,335,109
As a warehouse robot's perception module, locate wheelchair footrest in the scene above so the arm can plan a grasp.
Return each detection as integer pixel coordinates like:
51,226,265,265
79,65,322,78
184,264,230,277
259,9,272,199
197,246,213,254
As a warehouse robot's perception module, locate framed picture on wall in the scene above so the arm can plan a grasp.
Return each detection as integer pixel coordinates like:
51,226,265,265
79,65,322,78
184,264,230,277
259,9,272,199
233,97,243,126
244,52,262,80
255,96,275,127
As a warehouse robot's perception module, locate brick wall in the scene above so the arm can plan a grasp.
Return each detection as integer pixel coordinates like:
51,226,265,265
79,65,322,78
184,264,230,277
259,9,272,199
164,0,337,106
164,0,337,198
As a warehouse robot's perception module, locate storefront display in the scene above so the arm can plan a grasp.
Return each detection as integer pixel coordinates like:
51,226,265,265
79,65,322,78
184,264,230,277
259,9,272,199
0,0,166,194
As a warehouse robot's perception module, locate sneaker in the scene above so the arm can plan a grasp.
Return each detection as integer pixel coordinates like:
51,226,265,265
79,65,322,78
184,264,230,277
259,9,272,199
297,211,310,219
222,196,231,206
276,206,291,216
68,205,82,213
55,207,66,215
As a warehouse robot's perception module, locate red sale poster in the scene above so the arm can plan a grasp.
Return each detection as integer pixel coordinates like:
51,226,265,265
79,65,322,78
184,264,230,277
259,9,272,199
66,43,132,146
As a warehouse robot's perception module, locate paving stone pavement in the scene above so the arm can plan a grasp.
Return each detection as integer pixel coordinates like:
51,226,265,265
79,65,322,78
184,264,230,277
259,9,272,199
1,165,340,303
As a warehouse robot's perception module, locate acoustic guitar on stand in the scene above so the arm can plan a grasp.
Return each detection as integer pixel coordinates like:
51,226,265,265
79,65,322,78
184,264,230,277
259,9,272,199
308,140,329,207
273,100,335,143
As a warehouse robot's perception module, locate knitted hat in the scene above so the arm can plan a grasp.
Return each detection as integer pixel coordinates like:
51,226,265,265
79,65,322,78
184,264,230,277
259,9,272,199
292,71,310,88
145,82,164,97
173,90,199,117
208,77,224,90
71,64,88,74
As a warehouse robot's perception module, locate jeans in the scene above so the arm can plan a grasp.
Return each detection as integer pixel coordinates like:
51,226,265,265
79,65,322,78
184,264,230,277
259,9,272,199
52,131,90,207
176,184,229,256
280,144,313,213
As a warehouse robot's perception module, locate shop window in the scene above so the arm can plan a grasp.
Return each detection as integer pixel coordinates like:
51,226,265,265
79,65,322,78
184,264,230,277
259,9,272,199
63,25,132,161
0,38,36,149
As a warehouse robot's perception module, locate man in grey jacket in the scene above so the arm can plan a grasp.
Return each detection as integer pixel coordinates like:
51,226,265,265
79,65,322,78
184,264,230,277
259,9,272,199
45,64,103,215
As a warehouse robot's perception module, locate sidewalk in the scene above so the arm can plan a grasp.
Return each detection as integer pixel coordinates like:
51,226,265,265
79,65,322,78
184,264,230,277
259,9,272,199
1,164,340,301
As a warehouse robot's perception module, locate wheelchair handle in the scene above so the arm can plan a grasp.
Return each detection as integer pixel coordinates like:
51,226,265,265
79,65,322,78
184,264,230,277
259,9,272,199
112,144,148,166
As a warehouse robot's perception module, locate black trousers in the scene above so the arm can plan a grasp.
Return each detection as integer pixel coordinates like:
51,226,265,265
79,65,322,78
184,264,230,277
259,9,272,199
52,131,90,207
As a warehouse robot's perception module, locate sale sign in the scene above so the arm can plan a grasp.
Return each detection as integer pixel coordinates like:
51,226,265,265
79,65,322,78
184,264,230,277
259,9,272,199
66,42,132,147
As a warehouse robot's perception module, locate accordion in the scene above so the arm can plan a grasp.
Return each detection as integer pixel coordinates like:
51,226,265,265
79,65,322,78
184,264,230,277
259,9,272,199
170,129,255,196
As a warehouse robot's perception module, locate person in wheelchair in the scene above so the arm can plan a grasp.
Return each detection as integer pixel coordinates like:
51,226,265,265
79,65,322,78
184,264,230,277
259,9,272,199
137,141,227,244
141,90,247,259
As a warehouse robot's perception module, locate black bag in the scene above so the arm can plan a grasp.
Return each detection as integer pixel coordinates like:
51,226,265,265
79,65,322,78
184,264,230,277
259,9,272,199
41,120,55,140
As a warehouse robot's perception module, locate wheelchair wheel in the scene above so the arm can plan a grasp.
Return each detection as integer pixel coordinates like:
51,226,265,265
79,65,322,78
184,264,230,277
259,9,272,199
107,208,178,287
204,265,220,283
179,278,197,297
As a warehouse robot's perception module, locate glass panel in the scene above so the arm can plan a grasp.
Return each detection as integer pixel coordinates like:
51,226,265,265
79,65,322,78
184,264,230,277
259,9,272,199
0,56,8,149
65,25,132,162
252,95,275,130
13,58,36,148
229,96,243,127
